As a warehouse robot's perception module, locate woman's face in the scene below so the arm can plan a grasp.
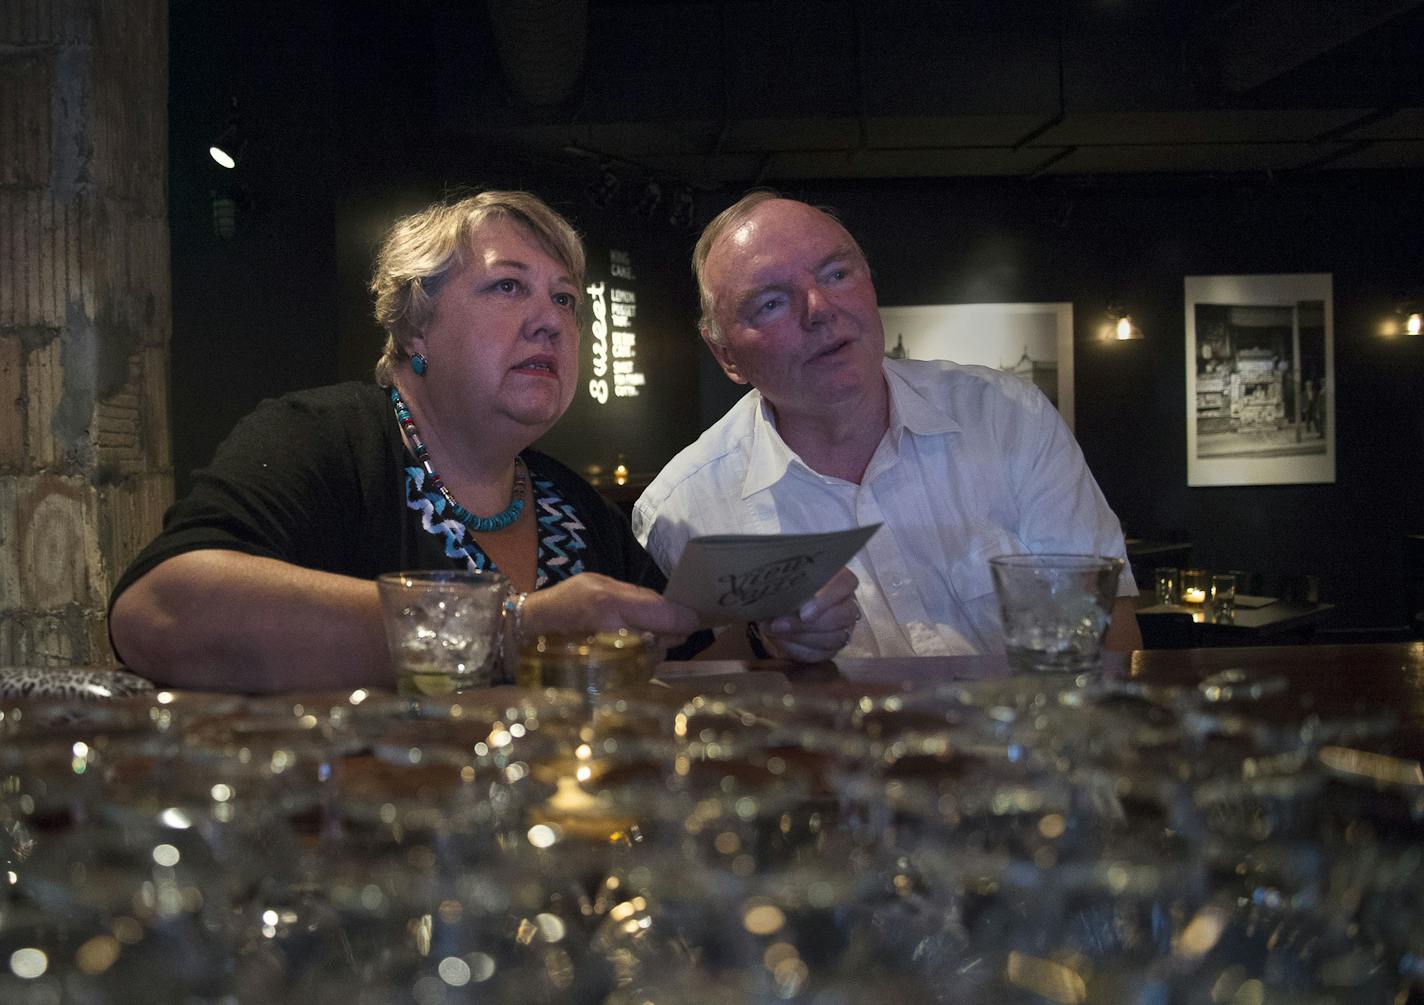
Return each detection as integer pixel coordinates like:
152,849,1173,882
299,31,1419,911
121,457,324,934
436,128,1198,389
411,217,582,443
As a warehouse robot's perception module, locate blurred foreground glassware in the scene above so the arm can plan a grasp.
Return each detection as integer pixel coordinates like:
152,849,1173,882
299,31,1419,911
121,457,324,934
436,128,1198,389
517,630,654,695
988,554,1123,673
377,570,508,696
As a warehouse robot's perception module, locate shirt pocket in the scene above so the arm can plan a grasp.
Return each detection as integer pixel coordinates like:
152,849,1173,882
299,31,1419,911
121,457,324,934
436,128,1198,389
946,526,1030,603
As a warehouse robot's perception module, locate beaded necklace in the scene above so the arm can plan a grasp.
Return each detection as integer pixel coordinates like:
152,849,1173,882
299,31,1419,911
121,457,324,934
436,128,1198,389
389,386,527,533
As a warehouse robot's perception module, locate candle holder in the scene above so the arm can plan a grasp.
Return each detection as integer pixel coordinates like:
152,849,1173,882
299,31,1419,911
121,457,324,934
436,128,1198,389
1180,569,1209,605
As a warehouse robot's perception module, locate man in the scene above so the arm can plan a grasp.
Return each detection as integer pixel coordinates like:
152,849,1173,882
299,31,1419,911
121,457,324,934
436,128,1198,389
634,192,1141,658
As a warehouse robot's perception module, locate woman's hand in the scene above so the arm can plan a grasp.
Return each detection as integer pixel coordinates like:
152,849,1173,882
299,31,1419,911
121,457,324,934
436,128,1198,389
521,572,700,650
757,567,861,663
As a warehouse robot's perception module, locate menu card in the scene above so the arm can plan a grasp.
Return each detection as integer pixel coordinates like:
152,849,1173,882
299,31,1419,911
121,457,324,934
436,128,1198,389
663,525,880,625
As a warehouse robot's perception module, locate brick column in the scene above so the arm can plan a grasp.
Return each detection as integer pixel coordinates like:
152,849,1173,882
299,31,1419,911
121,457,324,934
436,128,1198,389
0,0,171,666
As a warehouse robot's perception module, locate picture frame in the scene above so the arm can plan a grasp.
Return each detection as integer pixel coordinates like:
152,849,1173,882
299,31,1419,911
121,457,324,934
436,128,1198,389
878,302,1075,430
1184,274,1334,487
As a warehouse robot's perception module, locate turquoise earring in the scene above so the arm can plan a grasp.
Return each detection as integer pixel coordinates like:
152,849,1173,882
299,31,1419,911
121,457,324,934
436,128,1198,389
411,353,428,376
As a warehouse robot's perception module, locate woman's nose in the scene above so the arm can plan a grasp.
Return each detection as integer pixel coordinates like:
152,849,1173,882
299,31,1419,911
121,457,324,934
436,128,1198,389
525,298,567,340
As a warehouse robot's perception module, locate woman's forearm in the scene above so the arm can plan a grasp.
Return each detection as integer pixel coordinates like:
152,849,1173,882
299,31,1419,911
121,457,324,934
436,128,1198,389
110,550,392,692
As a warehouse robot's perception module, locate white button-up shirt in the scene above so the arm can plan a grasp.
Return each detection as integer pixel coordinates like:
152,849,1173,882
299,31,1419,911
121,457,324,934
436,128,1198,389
634,358,1137,657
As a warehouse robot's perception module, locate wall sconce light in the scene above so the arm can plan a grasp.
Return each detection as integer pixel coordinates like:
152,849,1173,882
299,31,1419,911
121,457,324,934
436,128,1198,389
1102,300,1144,341
1380,299,1424,337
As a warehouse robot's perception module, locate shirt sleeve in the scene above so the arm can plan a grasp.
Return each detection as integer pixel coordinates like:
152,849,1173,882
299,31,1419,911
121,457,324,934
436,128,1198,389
999,384,1139,596
632,489,691,577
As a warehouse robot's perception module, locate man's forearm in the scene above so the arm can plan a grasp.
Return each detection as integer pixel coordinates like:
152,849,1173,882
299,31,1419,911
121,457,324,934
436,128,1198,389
110,550,392,692
1104,596,1144,651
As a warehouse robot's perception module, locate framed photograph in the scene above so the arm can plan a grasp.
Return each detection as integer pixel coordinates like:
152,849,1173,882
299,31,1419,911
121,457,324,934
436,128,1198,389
1185,274,1334,487
878,303,1075,430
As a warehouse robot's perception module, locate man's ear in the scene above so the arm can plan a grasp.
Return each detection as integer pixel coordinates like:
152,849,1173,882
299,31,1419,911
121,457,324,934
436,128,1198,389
701,326,749,385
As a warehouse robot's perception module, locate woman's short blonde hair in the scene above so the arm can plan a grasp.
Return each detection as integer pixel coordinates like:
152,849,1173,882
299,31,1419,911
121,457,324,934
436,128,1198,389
371,190,586,385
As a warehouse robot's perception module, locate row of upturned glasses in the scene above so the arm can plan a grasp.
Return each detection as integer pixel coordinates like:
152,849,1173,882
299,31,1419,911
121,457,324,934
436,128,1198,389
0,672,1420,1003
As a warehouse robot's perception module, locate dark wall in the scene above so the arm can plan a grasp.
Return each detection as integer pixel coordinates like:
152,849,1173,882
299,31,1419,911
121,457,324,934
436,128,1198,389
169,1,338,497
696,174,1424,629
169,4,1422,633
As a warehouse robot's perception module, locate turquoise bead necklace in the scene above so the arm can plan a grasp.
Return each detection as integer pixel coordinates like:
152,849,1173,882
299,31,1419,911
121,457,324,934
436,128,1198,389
389,386,527,533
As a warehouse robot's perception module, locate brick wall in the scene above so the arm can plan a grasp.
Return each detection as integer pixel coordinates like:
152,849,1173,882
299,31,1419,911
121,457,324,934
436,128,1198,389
0,0,171,666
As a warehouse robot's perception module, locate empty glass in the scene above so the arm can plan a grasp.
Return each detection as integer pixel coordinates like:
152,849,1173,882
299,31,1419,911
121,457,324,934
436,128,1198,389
1153,566,1180,605
988,554,1124,673
1210,573,1237,621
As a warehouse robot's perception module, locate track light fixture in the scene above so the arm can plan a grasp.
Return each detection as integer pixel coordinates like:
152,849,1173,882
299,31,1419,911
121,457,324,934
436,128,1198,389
208,98,244,169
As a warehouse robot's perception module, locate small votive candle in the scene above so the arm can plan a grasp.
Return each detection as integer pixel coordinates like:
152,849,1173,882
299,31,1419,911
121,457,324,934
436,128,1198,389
1180,569,1209,604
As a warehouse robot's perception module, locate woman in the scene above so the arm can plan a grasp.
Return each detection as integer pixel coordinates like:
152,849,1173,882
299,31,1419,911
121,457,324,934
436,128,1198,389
110,191,854,691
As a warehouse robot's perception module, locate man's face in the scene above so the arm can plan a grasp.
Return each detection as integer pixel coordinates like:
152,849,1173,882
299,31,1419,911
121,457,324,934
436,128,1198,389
701,199,885,420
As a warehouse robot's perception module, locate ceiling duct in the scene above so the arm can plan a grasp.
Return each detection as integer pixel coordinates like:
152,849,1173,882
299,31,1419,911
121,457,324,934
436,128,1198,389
486,0,589,107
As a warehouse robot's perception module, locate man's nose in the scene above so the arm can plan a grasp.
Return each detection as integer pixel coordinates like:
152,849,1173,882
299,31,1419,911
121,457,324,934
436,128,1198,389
802,285,834,327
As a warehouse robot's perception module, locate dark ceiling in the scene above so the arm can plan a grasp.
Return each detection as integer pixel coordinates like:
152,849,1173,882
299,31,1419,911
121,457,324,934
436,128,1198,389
430,0,1424,188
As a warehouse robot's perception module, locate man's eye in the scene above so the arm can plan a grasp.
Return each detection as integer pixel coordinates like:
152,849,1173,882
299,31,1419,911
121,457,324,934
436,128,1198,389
826,268,848,282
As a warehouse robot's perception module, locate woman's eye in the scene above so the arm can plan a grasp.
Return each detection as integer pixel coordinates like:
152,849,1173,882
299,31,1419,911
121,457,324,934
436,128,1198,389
756,297,782,316
495,278,520,294
553,292,575,308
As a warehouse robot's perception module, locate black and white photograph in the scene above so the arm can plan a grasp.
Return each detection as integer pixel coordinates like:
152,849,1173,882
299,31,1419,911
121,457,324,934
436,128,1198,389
879,303,1075,429
1185,274,1335,487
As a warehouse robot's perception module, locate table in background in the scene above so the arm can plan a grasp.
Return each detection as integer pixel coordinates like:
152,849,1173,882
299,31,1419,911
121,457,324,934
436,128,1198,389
1133,592,1337,647
1123,537,1192,589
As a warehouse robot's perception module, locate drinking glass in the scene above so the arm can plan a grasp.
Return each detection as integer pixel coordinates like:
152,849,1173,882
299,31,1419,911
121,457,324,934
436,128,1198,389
1153,566,1180,605
1210,573,1236,622
377,570,508,696
988,554,1124,673
517,629,655,695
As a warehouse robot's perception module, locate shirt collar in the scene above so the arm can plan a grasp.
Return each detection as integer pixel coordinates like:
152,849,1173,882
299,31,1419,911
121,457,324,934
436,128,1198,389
738,362,960,498
884,358,960,448
740,393,801,498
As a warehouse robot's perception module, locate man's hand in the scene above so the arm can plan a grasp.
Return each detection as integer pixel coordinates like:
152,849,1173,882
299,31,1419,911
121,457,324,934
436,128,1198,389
757,568,861,663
